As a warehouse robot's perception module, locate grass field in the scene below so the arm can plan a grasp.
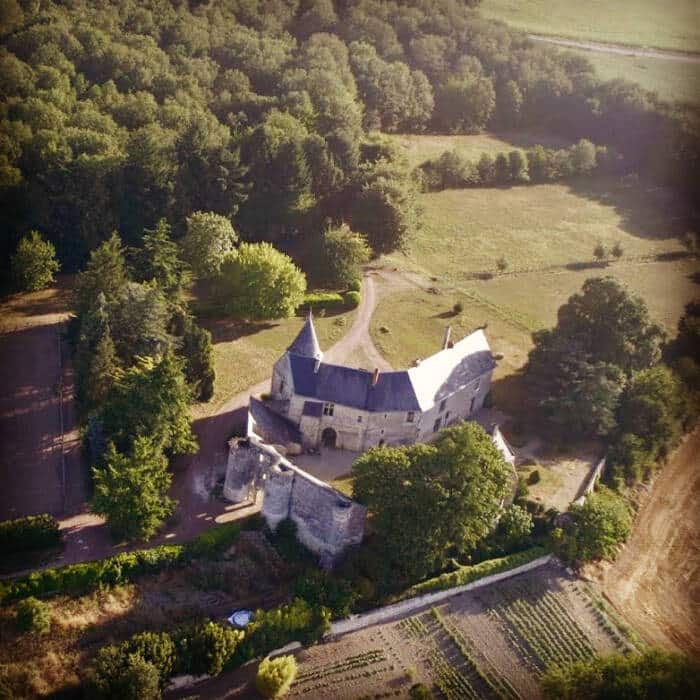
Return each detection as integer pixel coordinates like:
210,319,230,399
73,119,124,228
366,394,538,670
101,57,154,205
564,48,700,105
386,131,570,169
480,0,700,53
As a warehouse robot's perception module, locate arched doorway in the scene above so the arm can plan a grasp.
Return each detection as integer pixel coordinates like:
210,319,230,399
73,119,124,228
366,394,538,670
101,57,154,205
321,427,337,448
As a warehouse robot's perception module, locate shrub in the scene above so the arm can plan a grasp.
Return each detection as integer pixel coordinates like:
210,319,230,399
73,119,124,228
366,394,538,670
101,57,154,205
344,290,361,308
294,570,358,619
0,513,60,555
452,301,463,314
410,683,433,699
496,256,508,272
11,230,60,292
527,469,541,485
15,597,50,634
611,241,623,259
123,632,177,686
92,647,161,700
593,242,606,261
348,278,362,292
255,655,297,698
404,546,548,597
178,621,243,676
300,291,345,312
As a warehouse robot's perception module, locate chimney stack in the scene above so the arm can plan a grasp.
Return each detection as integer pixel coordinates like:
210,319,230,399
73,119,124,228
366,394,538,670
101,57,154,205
371,368,380,386
442,326,452,350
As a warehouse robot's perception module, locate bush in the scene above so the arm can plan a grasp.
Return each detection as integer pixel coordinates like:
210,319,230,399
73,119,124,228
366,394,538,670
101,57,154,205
1,523,241,603
0,513,60,555
453,301,463,314
294,570,358,619
255,655,297,698
11,230,60,292
92,647,161,700
15,597,50,634
410,683,433,699
123,632,177,686
404,547,548,597
347,278,362,292
344,290,361,308
527,469,541,485
177,621,243,676
496,256,508,272
300,291,345,312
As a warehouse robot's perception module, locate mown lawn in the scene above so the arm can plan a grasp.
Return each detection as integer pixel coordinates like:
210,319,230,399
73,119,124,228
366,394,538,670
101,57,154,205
565,48,700,105
479,0,700,53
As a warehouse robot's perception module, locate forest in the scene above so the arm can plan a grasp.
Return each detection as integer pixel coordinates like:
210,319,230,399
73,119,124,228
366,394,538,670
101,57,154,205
1,0,699,271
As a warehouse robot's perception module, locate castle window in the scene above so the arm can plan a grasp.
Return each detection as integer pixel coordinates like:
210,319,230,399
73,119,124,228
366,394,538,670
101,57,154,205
445,411,450,423
439,398,447,413
280,379,285,393
323,402,335,416
357,415,362,423
433,417,442,433
475,379,480,391
406,411,415,423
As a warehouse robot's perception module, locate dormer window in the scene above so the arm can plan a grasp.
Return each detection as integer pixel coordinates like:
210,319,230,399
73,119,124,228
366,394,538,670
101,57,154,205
406,411,415,423
323,402,334,416
439,399,447,413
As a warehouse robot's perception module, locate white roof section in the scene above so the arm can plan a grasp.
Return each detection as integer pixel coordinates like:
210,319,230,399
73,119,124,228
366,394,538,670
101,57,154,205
407,329,495,411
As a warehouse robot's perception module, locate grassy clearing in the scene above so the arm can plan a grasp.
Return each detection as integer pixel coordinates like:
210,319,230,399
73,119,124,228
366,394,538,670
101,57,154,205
195,310,355,416
480,0,700,53
385,131,570,170
565,48,700,105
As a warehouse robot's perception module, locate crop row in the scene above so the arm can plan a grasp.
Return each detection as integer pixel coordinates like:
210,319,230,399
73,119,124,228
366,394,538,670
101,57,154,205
431,608,521,700
486,607,542,675
294,649,387,684
397,614,429,641
427,648,480,700
292,664,394,695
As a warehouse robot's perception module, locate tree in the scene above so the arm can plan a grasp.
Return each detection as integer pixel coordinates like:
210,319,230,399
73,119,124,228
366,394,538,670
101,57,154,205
135,218,190,301
83,327,119,413
495,505,533,552
216,243,307,320
611,241,623,259
92,437,175,541
255,655,298,698
11,230,60,291
92,648,161,700
181,211,238,279
507,150,528,183
570,138,597,174
99,354,197,456
542,648,700,699
616,365,687,460
593,242,606,261
476,153,495,185
352,422,511,583
494,152,510,184
179,622,243,676
180,315,215,401
75,232,128,317
434,75,495,133
552,487,632,563
315,223,370,288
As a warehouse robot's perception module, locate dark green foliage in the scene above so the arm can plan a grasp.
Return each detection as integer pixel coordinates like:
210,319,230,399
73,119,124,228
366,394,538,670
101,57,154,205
294,570,358,619
453,301,464,314
180,316,215,401
314,223,371,288
237,598,331,662
0,513,60,555
268,518,316,566
527,470,541,485
181,212,238,280
344,290,361,308
92,437,175,541
11,230,59,291
75,234,128,318
552,487,632,563
255,655,297,699
347,278,362,293
176,622,243,676
528,278,665,439
541,648,700,699
216,243,307,320
410,683,434,699
352,422,512,584
15,597,50,634
0,523,241,603
98,354,196,456
91,648,161,700
302,291,346,311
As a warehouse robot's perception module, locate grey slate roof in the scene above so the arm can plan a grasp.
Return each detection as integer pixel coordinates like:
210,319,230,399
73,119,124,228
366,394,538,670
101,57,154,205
249,396,302,444
287,314,322,360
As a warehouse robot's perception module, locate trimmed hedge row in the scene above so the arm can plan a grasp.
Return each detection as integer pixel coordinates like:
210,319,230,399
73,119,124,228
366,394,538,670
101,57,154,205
300,289,362,312
0,514,60,555
404,546,548,597
0,522,242,604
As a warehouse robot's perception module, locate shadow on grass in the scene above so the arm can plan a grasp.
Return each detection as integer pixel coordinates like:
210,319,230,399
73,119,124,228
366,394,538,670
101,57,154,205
201,318,279,345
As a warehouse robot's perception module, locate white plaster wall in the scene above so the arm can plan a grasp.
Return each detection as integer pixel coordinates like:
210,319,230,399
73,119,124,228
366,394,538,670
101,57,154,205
271,355,294,401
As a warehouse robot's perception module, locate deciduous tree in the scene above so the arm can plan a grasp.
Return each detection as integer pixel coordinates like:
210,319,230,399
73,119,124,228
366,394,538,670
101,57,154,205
11,230,60,291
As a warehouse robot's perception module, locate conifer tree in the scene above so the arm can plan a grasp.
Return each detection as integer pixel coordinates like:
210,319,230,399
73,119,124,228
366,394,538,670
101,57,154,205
75,232,128,317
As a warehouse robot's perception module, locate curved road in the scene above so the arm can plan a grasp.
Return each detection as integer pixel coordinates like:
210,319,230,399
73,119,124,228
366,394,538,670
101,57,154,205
529,34,700,63
52,273,390,568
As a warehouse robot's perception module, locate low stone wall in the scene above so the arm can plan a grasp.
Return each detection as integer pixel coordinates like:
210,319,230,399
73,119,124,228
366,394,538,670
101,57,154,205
329,554,553,637
573,456,606,506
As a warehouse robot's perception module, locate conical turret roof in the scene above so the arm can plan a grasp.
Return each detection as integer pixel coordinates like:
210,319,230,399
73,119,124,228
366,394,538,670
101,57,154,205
287,311,323,360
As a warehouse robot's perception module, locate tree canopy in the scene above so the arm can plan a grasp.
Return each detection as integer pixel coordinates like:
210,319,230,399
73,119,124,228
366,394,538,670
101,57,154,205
11,230,60,291
352,421,512,583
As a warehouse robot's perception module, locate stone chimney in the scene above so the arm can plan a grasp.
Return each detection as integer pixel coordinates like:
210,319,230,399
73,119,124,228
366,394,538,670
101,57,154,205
371,368,380,386
442,326,452,350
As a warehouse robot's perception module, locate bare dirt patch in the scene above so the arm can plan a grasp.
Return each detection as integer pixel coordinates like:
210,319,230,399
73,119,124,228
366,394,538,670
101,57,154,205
586,427,700,660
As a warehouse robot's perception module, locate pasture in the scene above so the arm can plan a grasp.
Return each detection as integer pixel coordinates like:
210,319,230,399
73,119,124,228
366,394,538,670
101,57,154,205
479,0,700,53
565,48,700,105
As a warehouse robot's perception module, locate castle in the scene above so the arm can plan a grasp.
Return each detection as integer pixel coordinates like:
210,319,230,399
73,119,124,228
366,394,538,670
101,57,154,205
224,314,513,564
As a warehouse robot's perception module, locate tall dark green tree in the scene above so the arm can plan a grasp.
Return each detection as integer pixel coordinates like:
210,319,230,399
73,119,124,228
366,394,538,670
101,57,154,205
11,230,60,291
180,316,215,401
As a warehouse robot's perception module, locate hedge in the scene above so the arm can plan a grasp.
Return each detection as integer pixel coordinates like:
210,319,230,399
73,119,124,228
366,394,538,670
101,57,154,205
0,514,60,555
301,291,345,311
403,546,548,598
0,522,242,604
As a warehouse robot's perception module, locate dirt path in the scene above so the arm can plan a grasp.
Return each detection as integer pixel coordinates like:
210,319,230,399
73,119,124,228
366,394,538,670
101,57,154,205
41,273,393,568
529,34,700,63
587,428,700,659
